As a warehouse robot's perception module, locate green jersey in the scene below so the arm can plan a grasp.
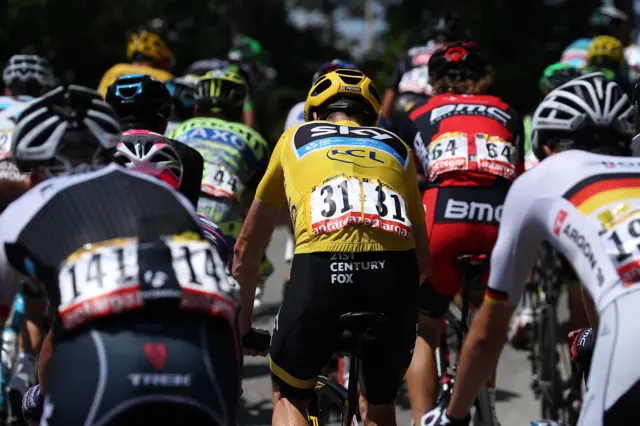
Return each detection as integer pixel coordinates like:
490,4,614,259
167,117,270,202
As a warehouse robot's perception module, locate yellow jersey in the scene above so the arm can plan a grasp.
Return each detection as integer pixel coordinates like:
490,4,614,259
97,63,174,99
256,120,425,253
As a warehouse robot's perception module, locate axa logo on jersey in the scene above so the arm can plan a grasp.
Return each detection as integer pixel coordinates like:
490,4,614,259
430,104,511,124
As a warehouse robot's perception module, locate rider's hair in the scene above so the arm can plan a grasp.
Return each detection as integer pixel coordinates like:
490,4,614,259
428,42,493,95
430,72,492,95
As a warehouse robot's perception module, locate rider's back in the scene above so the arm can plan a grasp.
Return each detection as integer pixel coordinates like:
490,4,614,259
409,93,524,188
257,120,424,254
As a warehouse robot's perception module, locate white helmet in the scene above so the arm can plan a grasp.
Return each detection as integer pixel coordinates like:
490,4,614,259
11,85,121,174
532,72,633,159
3,55,55,90
115,129,183,188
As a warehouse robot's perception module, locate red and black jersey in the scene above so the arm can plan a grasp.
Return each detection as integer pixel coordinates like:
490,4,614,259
403,93,525,189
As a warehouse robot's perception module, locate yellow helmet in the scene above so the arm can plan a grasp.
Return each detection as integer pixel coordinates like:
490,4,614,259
304,69,381,122
127,30,175,69
588,35,624,64
195,69,248,113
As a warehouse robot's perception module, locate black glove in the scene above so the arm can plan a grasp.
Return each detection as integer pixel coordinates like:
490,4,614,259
422,406,470,426
570,327,594,373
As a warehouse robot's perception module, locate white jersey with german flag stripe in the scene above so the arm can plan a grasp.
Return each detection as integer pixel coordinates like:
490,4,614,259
486,150,640,311
487,150,640,423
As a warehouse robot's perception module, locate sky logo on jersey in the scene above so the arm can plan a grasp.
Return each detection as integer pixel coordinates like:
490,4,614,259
553,210,568,236
297,137,406,167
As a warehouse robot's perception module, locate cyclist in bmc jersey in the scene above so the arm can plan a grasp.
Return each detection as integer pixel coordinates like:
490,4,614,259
423,72,635,426
234,69,430,426
0,55,56,159
401,42,524,426
0,85,239,425
167,69,273,302
97,28,175,99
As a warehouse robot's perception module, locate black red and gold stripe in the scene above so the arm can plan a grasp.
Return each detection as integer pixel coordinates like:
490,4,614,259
563,173,640,215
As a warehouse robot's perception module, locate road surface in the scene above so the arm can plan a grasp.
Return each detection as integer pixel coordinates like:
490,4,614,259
239,226,568,425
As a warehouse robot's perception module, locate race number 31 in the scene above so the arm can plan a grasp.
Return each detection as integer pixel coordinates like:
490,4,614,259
310,176,412,238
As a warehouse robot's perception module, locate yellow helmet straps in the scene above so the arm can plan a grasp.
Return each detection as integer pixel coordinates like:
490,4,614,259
304,69,381,122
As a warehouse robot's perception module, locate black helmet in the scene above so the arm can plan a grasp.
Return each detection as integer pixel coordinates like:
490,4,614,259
105,74,172,131
431,12,471,43
589,6,628,37
428,42,491,82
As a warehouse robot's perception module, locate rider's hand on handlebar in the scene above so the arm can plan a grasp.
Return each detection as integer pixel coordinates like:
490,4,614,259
422,406,470,426
241,328,270,356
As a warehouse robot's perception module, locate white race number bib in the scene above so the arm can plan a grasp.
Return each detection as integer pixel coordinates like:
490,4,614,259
309,176,411,238
58,236,236,330
201,164,244,201
0,130,11,159
475,133,517,180
601,211,640,285
426,132,469,181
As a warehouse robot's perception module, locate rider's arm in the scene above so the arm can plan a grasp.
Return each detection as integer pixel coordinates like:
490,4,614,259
380,60,404,121
447,174,547,419
233,138,285,334
405,152,430,282
38,328,53,394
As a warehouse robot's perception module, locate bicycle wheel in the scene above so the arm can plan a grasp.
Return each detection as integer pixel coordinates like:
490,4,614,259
540,301,561,421
472,386,495,426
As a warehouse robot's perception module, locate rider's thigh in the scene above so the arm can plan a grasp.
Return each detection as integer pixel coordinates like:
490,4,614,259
358,251,419,405
579,293,640,426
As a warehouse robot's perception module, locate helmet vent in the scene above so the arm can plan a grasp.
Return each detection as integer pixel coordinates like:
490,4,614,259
312,79,332,96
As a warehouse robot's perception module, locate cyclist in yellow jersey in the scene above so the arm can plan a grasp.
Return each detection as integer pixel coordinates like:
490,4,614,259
234,69,430,426
97,29,174,98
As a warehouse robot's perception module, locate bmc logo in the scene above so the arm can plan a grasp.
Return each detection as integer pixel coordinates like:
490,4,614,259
430,104,511,124
309,125,392,140
444,199,503,223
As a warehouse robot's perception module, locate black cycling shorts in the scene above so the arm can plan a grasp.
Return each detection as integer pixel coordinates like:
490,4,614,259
42,311,240,426
269,251,418,405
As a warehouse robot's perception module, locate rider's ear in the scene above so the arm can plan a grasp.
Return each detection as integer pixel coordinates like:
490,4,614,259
543,145,555,157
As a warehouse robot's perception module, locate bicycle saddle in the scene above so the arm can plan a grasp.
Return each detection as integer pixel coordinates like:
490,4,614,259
455,253,489,270
338,312,387,343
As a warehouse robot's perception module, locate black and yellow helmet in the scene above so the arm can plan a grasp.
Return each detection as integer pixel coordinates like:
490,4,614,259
194,69,248,114
127,30,175,70
304,69,381,122
588,35,624,65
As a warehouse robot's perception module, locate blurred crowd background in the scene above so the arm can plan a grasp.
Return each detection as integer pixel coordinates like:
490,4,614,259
0,0,634,142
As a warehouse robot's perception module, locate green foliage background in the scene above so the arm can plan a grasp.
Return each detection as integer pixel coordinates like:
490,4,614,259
1,0,620,142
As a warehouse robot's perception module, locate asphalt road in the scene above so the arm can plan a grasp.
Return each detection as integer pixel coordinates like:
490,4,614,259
239,226,566,425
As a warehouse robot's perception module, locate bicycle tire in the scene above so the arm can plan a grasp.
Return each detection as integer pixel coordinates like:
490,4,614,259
541,301,561,421
472,386,495,426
